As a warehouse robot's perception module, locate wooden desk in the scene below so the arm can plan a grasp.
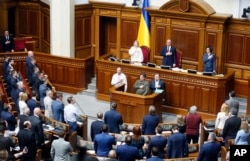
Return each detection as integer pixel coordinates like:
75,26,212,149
110,85,162,123
96,59,234,119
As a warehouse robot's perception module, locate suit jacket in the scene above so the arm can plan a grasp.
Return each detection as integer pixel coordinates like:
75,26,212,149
1,111,17,131
104,109,123,133
147,135,168,158
1,35,14,52
39,84,48,108
17,128,37,161
50,138,73,161
0,135,15,153
150,79,165,93
90,119,104,141
167,132,187,159
225,97,239,112
203,53,216,72
29,115,44,147
19,114,29,130
222,115,241,141
51,99,65,122
116,144,139,161
94,132,116,157
142,114,159,135
146,156,164,161
27,62,36,83
197,141,221,161
27,98,37,116
160,45,176,67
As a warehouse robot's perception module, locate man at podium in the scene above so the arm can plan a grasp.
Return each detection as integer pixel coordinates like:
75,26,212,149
111,67,127,92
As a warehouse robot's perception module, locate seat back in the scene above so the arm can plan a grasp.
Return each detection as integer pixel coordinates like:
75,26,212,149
175,49,182,68
140,46,150,63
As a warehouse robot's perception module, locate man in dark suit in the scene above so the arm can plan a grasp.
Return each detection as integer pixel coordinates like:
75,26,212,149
28,108,44,148
147,147,164,161
197,133,221,161
150,73,166,101
222,107,241,146
1,30,14,52
25,51,34,82
160,39,176,67
104,102,123,133
94,124,116,157
17,121,36,161
27,91,38,116
91,112,104,141
0,104,17,131
19,107,30,130
142,105,159,135
147,125,167,159
51,93,64,122
116,135,139,161
167,125,188,159
0,125,15,154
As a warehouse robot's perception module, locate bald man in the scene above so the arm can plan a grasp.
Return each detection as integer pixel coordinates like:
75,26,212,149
90,112,104,141
160,39,176,67
29,108,44,148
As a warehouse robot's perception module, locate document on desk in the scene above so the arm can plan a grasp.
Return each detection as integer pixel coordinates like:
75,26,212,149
155,89,164,93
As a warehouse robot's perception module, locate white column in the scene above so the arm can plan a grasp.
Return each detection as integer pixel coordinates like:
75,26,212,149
50,0,74,57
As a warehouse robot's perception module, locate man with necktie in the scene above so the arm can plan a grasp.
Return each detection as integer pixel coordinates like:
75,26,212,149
1,30,14,52
160,39,176,67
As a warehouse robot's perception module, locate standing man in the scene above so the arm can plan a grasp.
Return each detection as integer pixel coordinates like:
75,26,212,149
197,133,221,161
44,90,53,118
1,30,14,52
142,105,159,135
160,39,176,67
50,131,73,161
90,112,104,141
17,121,37,161
27,91,38,116
116,135,139,161
51,93,64,122
111,67,128,92
225,90,239,113
167,125,188,159
147,125,167,159
18,107,30,130
64,96,81,132
94,124,116,157
104,102,123,133
1,104,17,131
29,108,44,148
133,72,150,96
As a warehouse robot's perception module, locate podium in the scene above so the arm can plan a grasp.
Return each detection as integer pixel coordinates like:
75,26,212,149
110,84,162,124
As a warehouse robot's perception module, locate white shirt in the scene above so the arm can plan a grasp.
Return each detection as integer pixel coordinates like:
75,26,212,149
19,101,28,115
64,103,80,122
215,111,229,129
128,46,144,63
44,96,53,118
111,73,128,92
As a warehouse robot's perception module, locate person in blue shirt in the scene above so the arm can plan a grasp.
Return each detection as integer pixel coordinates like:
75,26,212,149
203,45,216,73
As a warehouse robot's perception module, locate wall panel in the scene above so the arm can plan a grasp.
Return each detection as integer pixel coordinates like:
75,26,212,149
121,20,138,48
226,33,244,64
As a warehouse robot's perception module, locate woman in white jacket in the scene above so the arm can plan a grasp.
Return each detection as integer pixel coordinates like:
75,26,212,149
128,40,144,63
215,103,230,136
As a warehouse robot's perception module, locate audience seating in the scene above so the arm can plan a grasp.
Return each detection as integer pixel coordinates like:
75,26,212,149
141,45,150,63
188,143,199,158
165,157,197,161
200,118,216,145
77,114,88,140
68,131,78,152
220,146,227,161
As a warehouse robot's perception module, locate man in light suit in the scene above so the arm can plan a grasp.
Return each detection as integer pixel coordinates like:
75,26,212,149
1,30,14,52
51,93,64,122
147,125,167,159
116,135,139,161
160,39,176,67
225,90,239,113
167,125,188,159
150,73,166,101
197,133,221,161
104,102,123,133
50,131,73,161
94,124,116,157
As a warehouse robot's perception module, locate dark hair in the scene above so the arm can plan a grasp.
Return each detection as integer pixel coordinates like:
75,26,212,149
229,90,235,97
230,107,238,116
0,121,6,130
31,90,37,97
156,125,163,134
0,125,6,133
140,72,146,78
101,124,108,133
67,96,73,103
151,146,159,156
111,102,117,109
172,124,179,131
206,45,213,52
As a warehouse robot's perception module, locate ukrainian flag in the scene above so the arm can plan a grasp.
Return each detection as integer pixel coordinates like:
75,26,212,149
137,0,150,48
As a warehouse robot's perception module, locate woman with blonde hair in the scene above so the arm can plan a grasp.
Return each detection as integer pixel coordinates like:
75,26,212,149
215,103,229,135
235,121,250,145
18,92,28,115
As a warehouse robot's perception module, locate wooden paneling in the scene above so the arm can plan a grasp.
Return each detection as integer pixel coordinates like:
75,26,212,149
155,26,166,55
245,36,250,65
226,33,244,64
96,59,234,118
121,20,138,48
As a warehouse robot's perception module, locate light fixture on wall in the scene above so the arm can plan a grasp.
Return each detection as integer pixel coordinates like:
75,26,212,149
132,0,140,6
242,6,250,18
